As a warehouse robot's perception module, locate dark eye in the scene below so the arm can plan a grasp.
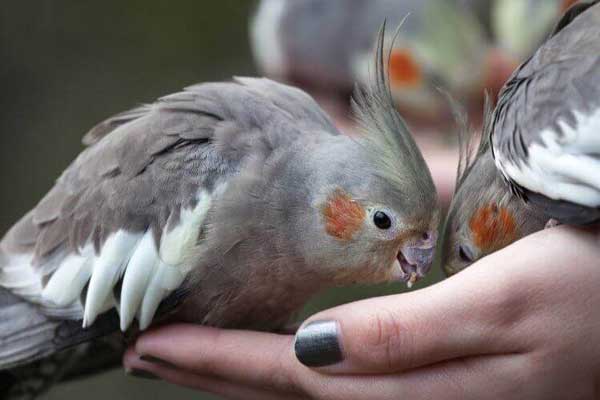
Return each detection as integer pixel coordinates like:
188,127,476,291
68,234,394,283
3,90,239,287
373,211,392,229
458,245,474,263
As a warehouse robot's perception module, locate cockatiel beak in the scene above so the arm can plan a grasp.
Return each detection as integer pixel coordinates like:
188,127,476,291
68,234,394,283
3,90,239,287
393,230,438,288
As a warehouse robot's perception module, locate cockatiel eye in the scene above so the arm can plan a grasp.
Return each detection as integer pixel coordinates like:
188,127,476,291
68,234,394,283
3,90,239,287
458,244,475,263
373,211,392,230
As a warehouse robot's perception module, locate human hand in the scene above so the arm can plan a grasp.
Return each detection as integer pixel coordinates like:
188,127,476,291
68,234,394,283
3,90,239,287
123,225,600,399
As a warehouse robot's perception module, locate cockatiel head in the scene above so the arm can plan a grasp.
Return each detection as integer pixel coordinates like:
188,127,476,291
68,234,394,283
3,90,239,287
440,99,547,276
360,0,495,116
251,0,512,120
0,25,439,379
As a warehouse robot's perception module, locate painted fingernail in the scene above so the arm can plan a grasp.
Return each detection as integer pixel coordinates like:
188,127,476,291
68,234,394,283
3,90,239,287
125,368,160,380
294,320,343,367
140,354,177,369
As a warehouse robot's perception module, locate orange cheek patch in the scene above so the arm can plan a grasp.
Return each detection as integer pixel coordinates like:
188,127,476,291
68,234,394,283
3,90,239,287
322,189,365,241
469,203,517,252
389,49,422,88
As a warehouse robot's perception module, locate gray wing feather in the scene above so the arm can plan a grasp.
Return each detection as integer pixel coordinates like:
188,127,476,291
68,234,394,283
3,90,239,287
82,105,154,146
492,3,600,165
4,78,336,265
490,3,600,222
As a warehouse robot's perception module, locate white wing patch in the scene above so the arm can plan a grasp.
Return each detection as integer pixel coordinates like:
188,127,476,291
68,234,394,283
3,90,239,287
250,0,287,77
1,190,214,332
42,246,94,307
0,254,42,301
496,107,600,207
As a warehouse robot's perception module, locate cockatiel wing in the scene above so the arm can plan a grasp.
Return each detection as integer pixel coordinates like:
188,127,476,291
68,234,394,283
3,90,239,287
0,76,339,350
491,1,600,223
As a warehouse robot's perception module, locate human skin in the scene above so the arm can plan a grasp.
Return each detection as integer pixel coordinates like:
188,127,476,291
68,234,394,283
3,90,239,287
123,225,600,400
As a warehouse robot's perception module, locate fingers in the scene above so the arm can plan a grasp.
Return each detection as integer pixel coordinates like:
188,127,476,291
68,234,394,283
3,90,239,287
294,225,596,375
127,344,532,400
294,256,529,374
124,348,309,400
130,324,307,395
335,354,533,400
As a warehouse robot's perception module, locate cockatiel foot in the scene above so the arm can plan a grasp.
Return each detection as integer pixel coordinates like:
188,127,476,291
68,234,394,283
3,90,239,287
545,219,561,229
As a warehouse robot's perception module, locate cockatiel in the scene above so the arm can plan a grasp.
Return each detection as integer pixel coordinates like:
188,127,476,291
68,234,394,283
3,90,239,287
0,27,439,394
250,0,514,123
441,1,599,275
441,100,547,276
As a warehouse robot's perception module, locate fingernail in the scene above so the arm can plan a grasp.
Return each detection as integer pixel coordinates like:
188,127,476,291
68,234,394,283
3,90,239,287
294,320,343,367
125,368,160,380
140,354,177,369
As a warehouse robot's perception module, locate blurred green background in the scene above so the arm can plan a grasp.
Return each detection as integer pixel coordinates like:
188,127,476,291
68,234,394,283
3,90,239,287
0,2,444,398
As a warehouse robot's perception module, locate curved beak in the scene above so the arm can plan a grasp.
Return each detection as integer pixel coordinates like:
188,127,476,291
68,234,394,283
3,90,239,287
393,230,438,288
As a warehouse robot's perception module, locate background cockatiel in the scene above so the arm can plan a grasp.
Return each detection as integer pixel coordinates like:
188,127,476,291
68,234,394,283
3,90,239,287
250,0,515,126
441,1,600,275
0,28,439,396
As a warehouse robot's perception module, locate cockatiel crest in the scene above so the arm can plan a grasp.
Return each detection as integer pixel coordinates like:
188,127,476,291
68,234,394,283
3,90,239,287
0,24,439,387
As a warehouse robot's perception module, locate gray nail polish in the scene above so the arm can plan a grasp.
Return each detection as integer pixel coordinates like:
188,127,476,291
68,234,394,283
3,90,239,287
126,368,160,380
140,354,177,369
294,320,343,367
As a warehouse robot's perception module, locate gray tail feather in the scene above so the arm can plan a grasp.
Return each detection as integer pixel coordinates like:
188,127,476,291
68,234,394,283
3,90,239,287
0,288,61,371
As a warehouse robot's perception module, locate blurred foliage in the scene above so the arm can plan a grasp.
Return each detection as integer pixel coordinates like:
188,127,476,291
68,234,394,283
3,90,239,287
0,2,444,399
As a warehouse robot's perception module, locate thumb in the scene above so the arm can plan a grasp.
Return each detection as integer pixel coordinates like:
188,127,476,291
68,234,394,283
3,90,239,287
293,258,523,374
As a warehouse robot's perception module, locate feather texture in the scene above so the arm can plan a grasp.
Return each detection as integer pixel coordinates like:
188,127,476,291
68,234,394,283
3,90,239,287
491,2,600,217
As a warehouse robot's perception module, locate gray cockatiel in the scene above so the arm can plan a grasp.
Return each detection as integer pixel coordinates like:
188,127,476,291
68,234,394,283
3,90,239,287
441,1,599,275
0,27,439,394
250,0,513,122
492,0,600,225
441,100,547,276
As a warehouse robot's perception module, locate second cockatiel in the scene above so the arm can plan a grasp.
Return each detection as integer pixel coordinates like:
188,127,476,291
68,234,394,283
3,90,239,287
250,0,512,123
0,27,439,379
441,101,547,276
441,1,599,275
